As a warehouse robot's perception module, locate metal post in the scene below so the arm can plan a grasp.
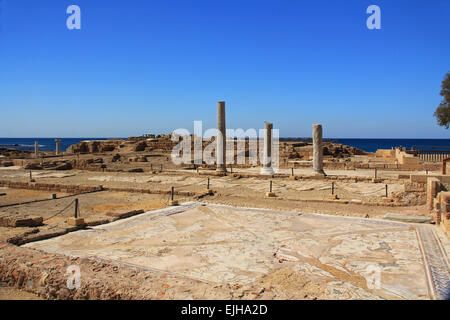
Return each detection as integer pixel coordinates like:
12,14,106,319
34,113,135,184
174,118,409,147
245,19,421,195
332,182,335,195
171,186,174,201
150,163,153,171
291,168,294,176
270,180,272,193
230,164,233,174
74,199,79,218
385,185,388,198
207,178,210,189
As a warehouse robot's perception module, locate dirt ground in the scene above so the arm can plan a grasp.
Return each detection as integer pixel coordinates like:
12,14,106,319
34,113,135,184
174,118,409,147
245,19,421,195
0,282,42,300
0,169,428,244
0,164,442,300
0,190,169,243
204,194,429,218
20,202,445,299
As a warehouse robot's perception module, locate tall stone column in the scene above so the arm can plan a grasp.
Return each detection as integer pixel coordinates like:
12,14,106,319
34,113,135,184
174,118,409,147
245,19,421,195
55,139,61,155
216,101,227,172
34,141,39,158
313,124,325,175
261,122,275,175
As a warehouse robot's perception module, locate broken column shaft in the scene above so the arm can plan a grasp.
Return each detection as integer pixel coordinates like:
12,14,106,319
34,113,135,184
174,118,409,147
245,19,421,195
313,124,325,175
261,122,275,175
55,139,61,155
216,101,227,173
34,141,39,158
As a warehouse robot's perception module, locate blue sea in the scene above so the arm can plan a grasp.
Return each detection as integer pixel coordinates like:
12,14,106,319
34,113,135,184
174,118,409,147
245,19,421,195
333,138,450,153
0,138,121,153
0,137,449,153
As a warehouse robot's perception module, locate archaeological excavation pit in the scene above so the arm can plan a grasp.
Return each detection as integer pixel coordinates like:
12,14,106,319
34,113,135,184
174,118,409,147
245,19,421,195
22,202,449,300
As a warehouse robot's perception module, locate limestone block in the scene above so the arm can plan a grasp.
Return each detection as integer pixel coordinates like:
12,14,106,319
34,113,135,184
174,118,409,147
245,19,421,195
66,217,85,227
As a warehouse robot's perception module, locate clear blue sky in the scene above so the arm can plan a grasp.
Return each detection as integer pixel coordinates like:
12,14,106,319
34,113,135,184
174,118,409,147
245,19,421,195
0,0,449,138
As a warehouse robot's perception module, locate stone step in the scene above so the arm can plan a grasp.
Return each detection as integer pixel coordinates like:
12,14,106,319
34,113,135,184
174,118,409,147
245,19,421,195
383,213,431,224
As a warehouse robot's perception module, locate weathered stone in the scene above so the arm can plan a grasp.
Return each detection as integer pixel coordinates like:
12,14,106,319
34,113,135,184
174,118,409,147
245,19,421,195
313,124,325,175
0,161,14,167
52,162,72,171
134,141,147,152
24,162,43,170
0,214,43,228
55,139,61,155
105,209,144,220
66,217,85,227
216,101,227,173
34,141,39,158
111,154,121,162
261,122,275,175
383,213,431,223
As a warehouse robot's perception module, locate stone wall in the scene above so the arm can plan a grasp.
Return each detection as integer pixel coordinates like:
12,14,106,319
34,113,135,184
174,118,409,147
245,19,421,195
0,180,199,198
426,177,450,237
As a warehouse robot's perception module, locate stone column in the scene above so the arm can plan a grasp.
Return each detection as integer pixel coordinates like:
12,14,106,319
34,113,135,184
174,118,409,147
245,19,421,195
261,122,275,175
313,124,325,175
55,139,61,155
34,141,39,158
216,101,227,172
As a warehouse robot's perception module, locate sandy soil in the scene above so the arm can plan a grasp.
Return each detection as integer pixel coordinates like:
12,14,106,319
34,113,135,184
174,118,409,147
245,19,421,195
202,194,429,218
22,203,440,299
0,282,42,300
0,162,440,300
0,190,168,243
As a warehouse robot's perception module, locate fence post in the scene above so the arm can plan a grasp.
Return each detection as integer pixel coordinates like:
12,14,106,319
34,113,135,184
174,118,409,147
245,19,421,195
74,199,79,218
169,186,178,205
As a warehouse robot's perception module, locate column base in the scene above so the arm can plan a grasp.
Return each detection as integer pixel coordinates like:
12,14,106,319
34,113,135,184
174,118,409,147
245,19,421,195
313,170,326,177
215,167,227,177
67,217,85,227
260,167,275,175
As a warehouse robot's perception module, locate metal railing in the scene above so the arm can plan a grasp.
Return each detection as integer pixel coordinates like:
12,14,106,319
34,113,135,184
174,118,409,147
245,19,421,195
411,146,450,163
